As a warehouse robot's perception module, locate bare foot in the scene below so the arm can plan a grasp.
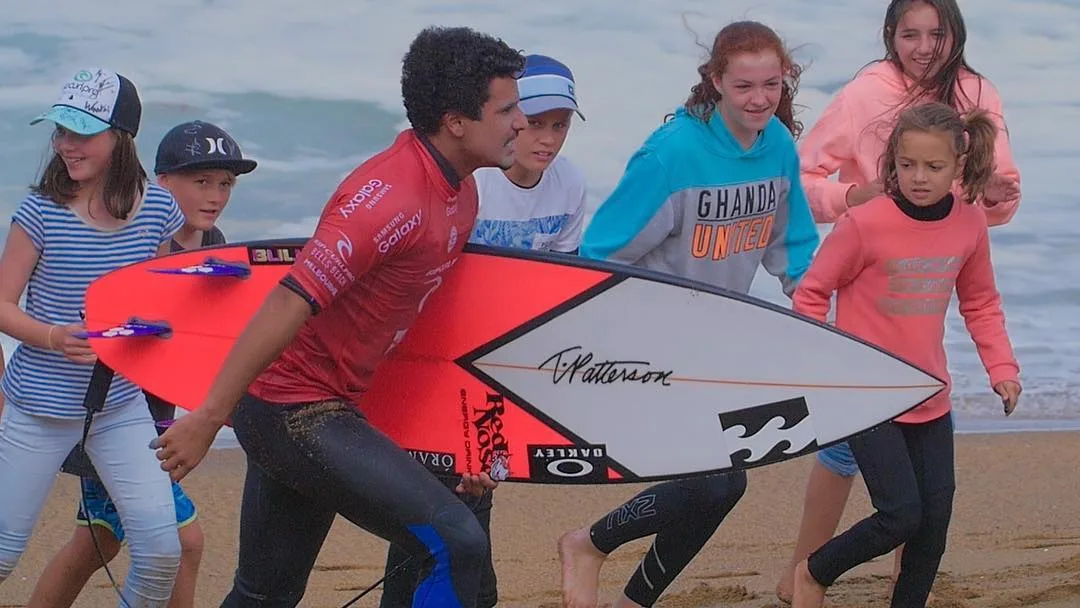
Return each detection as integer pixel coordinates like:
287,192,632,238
558,528,607,608
791,559,826,608
775,564,795,604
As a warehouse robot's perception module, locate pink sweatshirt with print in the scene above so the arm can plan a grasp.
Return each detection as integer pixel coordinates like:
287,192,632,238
793,196,1019,423
799,62,1020,226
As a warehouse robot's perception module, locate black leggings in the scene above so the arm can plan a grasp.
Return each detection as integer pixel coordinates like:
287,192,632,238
587,471,747,606
380,477,497,608
221,394,488,608
808,413,955,608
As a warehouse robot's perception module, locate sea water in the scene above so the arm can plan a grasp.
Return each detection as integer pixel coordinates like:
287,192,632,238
1,0,1076,446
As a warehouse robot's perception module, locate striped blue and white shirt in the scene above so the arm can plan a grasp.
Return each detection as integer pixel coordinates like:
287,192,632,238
2,183,185,418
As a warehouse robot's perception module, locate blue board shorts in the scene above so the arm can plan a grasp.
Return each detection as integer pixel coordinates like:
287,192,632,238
76,477,198,543
817,441,859,477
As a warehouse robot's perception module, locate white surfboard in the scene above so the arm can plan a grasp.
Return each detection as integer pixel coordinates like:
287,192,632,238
456,253,945,481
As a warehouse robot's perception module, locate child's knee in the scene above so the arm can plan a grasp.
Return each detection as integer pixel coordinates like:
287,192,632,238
0,528,29,579
179,522,205,561
0,549,20,580
74,526,122,566
879,500,922,545
127,524,182,573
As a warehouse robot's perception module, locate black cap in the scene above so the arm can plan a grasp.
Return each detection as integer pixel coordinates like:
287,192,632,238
154,120,258,175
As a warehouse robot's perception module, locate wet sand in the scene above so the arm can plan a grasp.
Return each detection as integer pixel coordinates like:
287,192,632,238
0,431,1077,607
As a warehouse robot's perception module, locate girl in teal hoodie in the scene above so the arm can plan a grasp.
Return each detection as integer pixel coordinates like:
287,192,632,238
558,20,819,608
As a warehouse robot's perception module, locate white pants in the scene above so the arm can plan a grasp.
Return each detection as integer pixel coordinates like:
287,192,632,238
0,397,180,607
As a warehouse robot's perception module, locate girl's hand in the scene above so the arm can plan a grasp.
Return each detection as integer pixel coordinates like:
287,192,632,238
983,174,1019,206
993,380,1022,416
54,323,97,365
845,181,884,208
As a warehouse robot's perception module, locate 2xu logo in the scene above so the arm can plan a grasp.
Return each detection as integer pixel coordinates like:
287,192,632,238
528,443,608,483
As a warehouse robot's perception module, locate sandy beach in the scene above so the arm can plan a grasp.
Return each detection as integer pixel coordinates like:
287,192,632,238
1,431,1076,608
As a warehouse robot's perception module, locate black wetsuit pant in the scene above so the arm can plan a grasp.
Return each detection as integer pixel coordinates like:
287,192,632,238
221,394,488,608
808,413,955,608
587,470,747,606
381,478,497,608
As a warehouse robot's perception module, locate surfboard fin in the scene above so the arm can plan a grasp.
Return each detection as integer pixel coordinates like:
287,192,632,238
149,257,252,279
76,318,173,340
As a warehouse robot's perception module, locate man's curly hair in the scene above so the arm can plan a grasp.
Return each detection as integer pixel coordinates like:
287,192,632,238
402,26,525,135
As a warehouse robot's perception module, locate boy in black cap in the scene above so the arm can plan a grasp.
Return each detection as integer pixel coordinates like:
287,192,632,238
27,120,256,608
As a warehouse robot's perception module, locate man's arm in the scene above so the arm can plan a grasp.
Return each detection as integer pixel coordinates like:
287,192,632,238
153,285,311,480
154,178,421,480
200,284,312,425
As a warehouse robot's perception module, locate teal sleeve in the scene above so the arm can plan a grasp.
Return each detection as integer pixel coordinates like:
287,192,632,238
580,149,675,264
761,146,820,296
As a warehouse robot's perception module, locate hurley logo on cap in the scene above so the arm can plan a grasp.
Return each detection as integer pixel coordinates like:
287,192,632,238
154,120,259,176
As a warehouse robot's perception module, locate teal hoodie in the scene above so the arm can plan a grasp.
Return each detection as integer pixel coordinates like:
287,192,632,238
581,106,819,296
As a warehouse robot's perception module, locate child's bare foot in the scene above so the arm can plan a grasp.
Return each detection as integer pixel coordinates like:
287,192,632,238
775,567,794,604
792,559,826,608
558,528,607,608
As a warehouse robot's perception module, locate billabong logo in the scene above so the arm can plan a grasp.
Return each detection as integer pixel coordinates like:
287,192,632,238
718,397,818,468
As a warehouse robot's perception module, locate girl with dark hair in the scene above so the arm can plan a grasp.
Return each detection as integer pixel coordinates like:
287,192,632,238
777,3,1022,600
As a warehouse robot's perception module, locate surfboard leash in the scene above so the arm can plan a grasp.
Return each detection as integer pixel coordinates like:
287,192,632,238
338,556,415,608
79,359,133,608
337,491,490,608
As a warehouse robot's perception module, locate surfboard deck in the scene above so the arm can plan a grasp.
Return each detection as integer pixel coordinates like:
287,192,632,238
84,239,945,485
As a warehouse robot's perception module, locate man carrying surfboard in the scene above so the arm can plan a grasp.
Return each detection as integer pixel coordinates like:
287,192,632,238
151,26,527,608
378,51,589,608
558,21,820,608
27,120,257,608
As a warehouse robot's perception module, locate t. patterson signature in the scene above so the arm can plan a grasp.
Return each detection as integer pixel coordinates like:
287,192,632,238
539,346,674,386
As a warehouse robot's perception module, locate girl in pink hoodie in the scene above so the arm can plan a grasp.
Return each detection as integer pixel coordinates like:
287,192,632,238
790,100,1021,608
777,0,1022,602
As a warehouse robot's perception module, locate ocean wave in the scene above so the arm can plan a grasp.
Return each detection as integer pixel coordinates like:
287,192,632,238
2,0,1076,192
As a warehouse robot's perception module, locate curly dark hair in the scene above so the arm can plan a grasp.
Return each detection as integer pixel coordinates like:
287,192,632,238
401,26,525,135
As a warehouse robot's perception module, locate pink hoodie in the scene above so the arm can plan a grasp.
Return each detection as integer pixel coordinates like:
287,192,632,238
799,61,1020,225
